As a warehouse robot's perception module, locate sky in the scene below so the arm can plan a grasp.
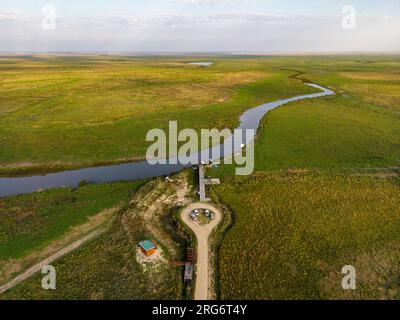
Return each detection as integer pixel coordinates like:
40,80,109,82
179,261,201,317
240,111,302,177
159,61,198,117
0,0,399,53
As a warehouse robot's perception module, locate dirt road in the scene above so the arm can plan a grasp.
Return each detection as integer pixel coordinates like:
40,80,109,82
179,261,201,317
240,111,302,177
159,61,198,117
0,227,105,295
180,203,222,300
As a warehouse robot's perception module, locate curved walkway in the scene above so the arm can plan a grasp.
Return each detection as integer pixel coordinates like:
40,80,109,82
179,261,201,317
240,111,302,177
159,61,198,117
180,202,222,300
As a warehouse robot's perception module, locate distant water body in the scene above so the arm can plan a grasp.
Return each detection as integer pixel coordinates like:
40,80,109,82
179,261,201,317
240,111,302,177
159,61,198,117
0,83,333,197
188,62,213,67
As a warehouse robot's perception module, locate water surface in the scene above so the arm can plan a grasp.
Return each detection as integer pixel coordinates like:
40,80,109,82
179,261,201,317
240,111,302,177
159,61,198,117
0,83,333,197
188,62,213,67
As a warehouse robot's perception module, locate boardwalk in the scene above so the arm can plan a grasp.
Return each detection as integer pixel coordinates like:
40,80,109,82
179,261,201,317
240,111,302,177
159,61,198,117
198,165,220,202
198,165,209,202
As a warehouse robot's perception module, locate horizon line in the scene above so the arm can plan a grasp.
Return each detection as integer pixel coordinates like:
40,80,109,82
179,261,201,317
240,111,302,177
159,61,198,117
1,50,400,56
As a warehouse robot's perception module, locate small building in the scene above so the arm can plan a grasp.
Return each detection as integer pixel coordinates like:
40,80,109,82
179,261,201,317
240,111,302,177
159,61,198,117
138,240,157,257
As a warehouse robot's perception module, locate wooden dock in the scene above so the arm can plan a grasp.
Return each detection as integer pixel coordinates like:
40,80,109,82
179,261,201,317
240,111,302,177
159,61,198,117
198,165,209,202
198,165,220,202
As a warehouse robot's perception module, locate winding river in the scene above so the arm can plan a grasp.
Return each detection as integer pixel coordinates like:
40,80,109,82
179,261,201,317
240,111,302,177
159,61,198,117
0,83,333,197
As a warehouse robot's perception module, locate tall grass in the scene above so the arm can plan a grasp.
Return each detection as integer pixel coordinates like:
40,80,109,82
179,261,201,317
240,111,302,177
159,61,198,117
0,180,146,259
211,173,400,299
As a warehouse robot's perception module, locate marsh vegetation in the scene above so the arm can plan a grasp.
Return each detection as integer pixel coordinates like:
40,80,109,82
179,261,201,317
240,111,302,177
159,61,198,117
1,54,400,300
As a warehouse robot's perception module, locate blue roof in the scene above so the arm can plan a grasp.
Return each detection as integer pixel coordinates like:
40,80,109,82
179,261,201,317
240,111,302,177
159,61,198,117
139,240,156,251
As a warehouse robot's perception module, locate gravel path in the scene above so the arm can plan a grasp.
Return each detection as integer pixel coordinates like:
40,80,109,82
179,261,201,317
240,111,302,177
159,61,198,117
180,203,222,300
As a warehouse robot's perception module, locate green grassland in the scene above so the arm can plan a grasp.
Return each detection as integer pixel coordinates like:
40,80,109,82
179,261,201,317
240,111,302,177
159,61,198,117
0,205,183,300
0,55,320,175
211,173,400,300
0,206,182,300
207,55,400,299
1,172,192,300
253,95,400,171
0,180,145,260
210,56,400,175
1,55,400,300
1,55,399,175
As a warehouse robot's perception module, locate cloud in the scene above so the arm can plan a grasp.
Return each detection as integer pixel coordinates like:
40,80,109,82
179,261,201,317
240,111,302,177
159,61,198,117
1,9,398,29
78,12,400,28
0,11,34,24
170,0,252,5
206,13,324,24
0,10,64,27
0,9,399,52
